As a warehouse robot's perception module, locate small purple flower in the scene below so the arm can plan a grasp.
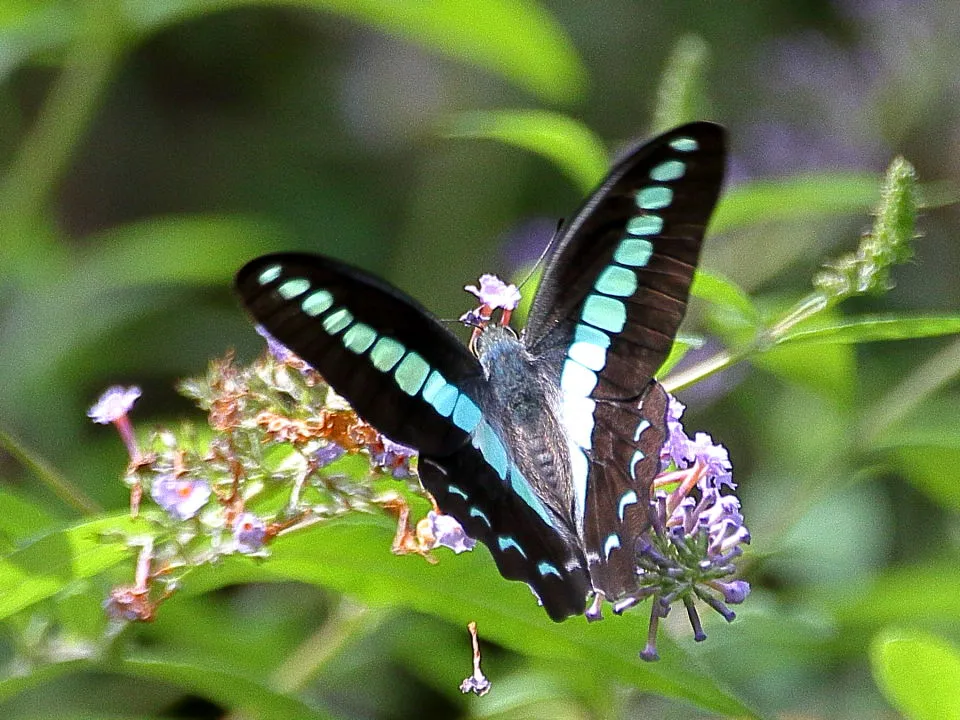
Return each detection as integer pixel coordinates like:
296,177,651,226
88,386,141,424
460,673,491,697
712,579,751,604
88,385,143,462
459,621,491,696
458,307,487,328
464,274,521,311
255,325,294,363
313,442,345,468
660,393,733,488
425,510,475,554
371,436,417,478
661,394,691,469
151,474,211,520
684,432,734,488
233,512,267,553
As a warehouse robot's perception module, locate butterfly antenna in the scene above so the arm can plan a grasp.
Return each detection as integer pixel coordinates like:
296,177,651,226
516,217,564,292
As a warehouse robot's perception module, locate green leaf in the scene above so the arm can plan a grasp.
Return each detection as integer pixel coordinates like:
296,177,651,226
871,629,960,720
122,0,586,104
712,169,955,237
0,488,59,551
691,270,760,325
0,658,86,704
0,656,333,719
445,110,608,193
77,214,285,288
0,513,137,620
113,657,334,720
0,215,286,417
916,179,960,209
183,516,755,717
754,334,856,403
776,314,960,347
835,561,960,628
657,335,702,377
650,34,710,133
859,337,960,445
890,445,960,511
711,173,882,234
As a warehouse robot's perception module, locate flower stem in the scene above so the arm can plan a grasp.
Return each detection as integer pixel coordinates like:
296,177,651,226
268,599,376,694
0,426,101,515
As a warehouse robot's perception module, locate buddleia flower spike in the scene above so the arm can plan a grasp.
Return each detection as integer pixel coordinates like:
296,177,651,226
632,394,750,661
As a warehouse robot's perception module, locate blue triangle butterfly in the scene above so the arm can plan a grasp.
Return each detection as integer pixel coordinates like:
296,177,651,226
236,122,726,621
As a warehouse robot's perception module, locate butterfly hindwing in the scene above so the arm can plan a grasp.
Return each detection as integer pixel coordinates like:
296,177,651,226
419,449,589,622
582,381,668,602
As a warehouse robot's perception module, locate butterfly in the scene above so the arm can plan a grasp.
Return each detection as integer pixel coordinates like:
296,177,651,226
235,122,726,622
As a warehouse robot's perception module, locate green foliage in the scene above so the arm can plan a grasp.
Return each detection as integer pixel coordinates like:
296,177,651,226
2,3,960,720
871,630,960,720
445,110,608,194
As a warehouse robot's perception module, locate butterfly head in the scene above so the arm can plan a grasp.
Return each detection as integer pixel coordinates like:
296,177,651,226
470,322,521,370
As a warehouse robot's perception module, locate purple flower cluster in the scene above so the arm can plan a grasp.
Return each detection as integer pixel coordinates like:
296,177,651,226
661,394,733,487
632,391,750,661
371,436,417,478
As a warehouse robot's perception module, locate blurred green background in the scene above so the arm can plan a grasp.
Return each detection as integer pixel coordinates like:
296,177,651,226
2,0,960,718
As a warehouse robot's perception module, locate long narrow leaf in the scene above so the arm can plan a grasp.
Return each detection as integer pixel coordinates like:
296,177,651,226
776,314,960,347
0,514,136,620
123,0,586,103
446,110,608,193
712,173,881,233
201,516,756,717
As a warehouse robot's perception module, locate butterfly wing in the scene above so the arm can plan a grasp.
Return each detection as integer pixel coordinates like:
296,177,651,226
236,252,588,620
522,123,726,603
236,252,482,455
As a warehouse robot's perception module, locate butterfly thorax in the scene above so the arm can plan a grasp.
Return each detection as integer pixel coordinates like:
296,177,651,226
474,324,579,535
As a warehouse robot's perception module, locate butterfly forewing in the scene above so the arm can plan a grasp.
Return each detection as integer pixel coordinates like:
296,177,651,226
236,252,483,456
525,122,725,398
